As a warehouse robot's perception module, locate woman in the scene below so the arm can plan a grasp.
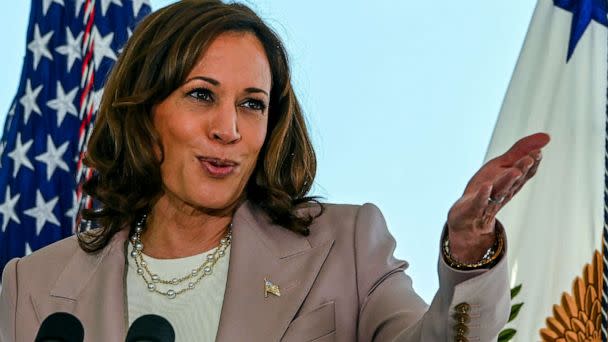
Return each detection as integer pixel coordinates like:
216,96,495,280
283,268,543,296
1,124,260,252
0,0,549,341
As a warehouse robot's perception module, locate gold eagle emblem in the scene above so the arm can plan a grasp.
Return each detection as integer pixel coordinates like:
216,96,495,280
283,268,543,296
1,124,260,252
540,251,602,342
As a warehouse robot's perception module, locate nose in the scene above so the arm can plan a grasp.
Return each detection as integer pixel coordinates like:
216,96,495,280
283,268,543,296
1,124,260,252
209,104,241,144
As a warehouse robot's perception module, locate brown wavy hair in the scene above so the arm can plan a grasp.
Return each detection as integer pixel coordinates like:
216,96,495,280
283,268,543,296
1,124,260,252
78,0,322,253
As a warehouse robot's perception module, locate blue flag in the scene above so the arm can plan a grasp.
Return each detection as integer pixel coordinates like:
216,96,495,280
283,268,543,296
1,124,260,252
0,0,151,275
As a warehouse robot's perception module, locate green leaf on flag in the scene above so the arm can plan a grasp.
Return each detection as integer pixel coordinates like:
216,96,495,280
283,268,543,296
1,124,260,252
510,284,522,299
499,284,524,341
498,328,517,342
508,303,524,322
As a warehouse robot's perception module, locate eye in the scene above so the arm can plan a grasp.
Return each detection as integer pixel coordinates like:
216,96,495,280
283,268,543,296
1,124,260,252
186,88,213,102
240,99,267,112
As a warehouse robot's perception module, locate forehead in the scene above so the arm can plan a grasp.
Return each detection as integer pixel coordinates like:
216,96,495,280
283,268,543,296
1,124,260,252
187,31,272,91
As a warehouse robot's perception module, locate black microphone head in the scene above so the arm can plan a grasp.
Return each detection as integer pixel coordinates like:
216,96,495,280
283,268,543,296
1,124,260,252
35,312,84,342
126,314,175,342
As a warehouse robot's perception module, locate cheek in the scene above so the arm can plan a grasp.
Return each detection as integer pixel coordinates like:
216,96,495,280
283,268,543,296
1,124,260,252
253,126,267,153
251,116,269,148
159,117,202,157
249,125,268,164
239,119,267,173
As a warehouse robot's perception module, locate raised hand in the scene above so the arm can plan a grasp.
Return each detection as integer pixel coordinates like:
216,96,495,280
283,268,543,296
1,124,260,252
446,132,550,263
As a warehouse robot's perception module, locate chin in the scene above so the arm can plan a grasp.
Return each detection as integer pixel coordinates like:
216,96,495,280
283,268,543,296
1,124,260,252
189,187,243,211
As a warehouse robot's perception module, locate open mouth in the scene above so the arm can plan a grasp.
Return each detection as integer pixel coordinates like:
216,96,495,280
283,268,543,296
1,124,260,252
197,157,238,177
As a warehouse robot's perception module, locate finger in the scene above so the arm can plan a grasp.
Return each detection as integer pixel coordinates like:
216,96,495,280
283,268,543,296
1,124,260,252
491,168,522,201
494,153,542,214
514,155,535,177
508,177,527,201
527,162,540,179
510,155,535,191
483,170,522,226
509,155,544,199
525,150,543,178
509,152,542,194
499,133,550,165
529,149,542,161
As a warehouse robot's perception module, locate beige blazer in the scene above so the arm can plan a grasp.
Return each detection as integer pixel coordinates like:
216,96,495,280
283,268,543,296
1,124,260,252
0,201,510,341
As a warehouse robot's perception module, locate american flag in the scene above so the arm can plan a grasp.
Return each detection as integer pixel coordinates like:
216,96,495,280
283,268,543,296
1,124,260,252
0,0,151,275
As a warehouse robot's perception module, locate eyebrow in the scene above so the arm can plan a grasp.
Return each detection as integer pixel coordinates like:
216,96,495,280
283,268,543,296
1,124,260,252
185,76,269,97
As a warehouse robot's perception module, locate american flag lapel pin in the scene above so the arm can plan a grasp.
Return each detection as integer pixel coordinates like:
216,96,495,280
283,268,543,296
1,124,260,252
264,278,281,298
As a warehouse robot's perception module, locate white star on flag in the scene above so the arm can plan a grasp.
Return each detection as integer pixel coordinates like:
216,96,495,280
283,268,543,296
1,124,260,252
42,0,65,16
100,0,123,16
27,24,54,70
24,191,60,235
25,242,33,255
65,192,81,232
35,135,70,181
0,187,21,233
7,133,34,178
64,192,78,221
92,26,117,69
132,0,149,16
20,79,43,124
47,81,78,126
55,27,83,72
75,0,86,17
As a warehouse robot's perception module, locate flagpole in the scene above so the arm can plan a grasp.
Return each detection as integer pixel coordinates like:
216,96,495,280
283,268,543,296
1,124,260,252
74,0,97,233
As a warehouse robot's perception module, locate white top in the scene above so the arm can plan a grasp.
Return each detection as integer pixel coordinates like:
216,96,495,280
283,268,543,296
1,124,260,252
126,244,231,342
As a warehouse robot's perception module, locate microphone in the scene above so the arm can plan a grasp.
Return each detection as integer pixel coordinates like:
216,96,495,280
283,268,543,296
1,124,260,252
125,314,175,342
35,312,84,342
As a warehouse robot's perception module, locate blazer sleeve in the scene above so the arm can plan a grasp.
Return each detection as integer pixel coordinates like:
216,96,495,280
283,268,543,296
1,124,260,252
355,203,510,342
0,258,20,342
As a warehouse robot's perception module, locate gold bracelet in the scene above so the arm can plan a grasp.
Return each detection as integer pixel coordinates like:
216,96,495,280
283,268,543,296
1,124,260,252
442,228,504,270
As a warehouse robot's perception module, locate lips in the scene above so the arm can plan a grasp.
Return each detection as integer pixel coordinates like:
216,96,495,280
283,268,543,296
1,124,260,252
197,156,238,178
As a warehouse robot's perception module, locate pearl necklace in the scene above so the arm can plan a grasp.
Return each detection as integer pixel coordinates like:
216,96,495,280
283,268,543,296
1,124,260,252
129,214,232,299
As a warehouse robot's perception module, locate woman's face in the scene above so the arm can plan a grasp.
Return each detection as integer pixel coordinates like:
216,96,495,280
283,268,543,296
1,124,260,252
152,31,271,211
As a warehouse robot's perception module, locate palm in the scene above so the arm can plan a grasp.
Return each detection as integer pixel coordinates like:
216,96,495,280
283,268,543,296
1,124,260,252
446,132,550,261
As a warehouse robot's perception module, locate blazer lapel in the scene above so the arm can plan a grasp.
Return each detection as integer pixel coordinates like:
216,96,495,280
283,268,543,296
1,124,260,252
34,229,130,341
215,201,334,341
33,201,332,341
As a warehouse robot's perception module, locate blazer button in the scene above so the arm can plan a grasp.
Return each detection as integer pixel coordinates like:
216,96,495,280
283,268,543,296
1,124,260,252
453,323,468,336
453,313,470,324
454,302,471,314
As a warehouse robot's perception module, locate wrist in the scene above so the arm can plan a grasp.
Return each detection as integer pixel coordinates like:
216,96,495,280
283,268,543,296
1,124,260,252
448,230,495,263
442,225,504,270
